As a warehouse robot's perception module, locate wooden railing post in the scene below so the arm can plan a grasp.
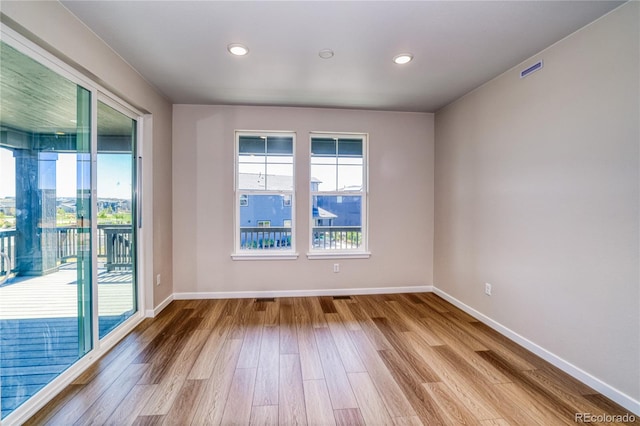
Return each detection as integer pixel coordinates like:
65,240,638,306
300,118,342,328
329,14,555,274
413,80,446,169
0,229,17,278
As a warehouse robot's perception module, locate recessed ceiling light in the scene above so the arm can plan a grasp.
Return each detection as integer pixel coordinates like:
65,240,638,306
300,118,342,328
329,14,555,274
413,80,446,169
319,48,334,59
393,53,413,65
228,43,249,56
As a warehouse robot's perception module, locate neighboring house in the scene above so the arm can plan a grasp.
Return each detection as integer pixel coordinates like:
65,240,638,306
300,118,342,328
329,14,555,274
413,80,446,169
239,173,361,228
239,173,362,249
312,207,337,227
314,195,361,227
238,173,292,228
56,201,76,214
0,198,15,216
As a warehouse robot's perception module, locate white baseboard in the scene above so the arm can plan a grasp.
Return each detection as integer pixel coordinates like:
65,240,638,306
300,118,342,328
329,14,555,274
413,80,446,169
173,285,433,300
432,287,640,416
145,293,174,318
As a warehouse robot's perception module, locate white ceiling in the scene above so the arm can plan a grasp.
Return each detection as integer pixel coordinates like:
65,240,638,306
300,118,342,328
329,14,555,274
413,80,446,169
61,1,624,113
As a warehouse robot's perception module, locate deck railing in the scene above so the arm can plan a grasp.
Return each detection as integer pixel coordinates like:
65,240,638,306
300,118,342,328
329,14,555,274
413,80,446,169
0,229,17,278
0,225,132,277
102,226,133,271
237,226,362,250
240,227,291,250
312,226,362,250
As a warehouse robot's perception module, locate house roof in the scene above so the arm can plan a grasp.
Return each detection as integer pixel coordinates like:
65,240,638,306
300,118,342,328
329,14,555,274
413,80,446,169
238,173,292,191
314,207,337,220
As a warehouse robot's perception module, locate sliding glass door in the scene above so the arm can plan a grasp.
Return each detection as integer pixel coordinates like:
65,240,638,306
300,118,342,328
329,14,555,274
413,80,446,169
0,39,140,420
0,41,93,419
97,101,137,338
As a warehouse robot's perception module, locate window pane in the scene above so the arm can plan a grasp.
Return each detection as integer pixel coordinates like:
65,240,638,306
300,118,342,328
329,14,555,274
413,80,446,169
311,138,336,156
338,139,363,157
238,163,266,190
239,136,265,154
338,157,362,166
0,42,92,419
310,164,337,191
239,194,292,250
266,156,293,164
338,165,363,191
97,101,137,340
239,154,266,164
267,137,293,155
312,195,362,250
265,164,293,191
236,132,295,253
266,154,293,190
311,157,336,166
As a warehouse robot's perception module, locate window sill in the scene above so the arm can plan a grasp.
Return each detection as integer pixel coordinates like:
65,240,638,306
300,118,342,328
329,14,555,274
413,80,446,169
306,251,371,260
231,252,299,261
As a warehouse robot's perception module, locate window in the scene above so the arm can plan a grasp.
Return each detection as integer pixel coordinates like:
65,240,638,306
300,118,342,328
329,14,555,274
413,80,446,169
310,133,368,256
234,132,296,257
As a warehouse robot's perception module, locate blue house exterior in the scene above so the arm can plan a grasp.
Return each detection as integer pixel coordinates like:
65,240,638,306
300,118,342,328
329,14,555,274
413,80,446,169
238,174,362,249
313,195,361,227
240,195,292,227
239,193,361,228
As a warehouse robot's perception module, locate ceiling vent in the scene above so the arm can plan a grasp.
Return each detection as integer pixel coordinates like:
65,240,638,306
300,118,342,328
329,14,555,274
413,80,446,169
520,60,543,78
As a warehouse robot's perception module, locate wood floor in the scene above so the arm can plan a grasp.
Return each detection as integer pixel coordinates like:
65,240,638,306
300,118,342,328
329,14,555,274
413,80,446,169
25,293,637,425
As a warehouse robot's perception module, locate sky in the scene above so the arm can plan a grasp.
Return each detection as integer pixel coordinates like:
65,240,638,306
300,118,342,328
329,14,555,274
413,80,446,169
239,155,363,192
0,148,132,199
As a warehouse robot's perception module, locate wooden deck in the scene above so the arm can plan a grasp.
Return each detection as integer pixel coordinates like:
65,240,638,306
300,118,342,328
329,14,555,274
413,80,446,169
0,265,134,419
22,293,639,425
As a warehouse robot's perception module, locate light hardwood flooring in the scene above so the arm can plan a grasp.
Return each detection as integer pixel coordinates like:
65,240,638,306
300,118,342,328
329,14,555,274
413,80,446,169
25,293,638,425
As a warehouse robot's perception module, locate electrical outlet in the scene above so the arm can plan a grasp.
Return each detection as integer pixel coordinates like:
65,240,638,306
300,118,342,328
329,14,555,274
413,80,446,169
156,274,161,286
333,263,340,273
485,283,492,296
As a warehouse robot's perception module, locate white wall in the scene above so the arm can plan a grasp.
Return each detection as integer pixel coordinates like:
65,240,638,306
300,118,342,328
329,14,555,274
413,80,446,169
434,2,639,407
173,105,434,295
1,1,174,309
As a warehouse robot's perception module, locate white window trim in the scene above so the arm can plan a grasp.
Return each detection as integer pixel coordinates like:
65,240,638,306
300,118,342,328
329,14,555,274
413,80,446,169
307,132,369,259
307,251,371,260
231,252,299,261
232,131,297,259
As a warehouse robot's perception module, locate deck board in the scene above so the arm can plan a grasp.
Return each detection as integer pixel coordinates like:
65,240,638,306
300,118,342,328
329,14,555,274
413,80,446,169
0,266,134,419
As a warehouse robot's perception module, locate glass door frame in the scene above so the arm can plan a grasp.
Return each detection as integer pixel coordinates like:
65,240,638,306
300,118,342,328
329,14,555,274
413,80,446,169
1,22,148,425
93,93,144,348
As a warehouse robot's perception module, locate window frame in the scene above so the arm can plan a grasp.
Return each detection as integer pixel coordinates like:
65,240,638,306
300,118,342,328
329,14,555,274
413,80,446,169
308,132,370,259
232,130,298,260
